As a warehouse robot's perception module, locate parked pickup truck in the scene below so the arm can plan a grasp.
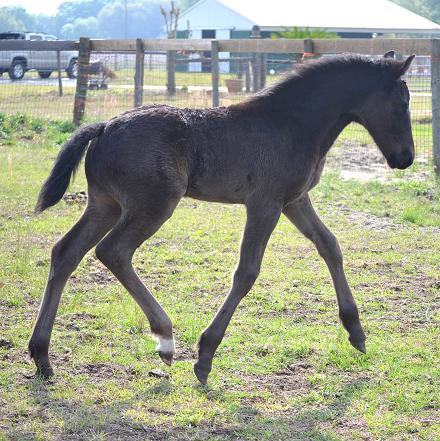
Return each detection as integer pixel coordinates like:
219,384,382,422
0,32,78,80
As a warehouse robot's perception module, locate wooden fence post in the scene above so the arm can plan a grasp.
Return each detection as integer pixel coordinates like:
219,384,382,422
250,25,261,92
166,50,176,96
134,38,145,107
431,39,440,174
211,40,220,107
303,38,314,56
259,53,267,89
56,50,63,97
73,37,91,126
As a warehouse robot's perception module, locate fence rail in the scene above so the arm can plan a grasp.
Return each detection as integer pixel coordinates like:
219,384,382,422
0,37,438,173
0,38,433,54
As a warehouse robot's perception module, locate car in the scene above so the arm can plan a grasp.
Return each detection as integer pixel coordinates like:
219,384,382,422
0,32,78,80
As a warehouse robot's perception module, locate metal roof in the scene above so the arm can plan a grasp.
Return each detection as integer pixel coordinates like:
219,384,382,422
181,0,440,34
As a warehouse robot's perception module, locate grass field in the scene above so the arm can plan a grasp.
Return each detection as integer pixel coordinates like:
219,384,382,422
0,115,439,440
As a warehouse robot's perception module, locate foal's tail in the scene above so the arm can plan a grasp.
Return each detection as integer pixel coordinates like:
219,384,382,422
35,122,105,213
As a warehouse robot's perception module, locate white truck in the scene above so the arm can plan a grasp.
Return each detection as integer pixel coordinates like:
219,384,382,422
0,32,78,80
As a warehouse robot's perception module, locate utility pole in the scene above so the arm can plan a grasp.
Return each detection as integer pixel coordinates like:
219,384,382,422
124,0,128,39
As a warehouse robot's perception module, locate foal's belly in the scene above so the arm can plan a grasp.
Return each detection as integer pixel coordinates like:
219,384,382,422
186,177,250,204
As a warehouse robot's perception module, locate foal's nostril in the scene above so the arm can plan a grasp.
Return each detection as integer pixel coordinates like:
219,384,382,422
400,150,414,169
387,150,414,169
389,150,413,169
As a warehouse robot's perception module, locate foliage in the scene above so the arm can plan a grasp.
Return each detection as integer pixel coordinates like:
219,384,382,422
0,0,169,40
97,0,167,39
0,6,35,32
272,27,339,40
390,0,440,24
61,17,99,40
176,0,199,11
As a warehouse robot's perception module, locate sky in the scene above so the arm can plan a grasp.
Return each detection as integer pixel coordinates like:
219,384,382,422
0,0,65,16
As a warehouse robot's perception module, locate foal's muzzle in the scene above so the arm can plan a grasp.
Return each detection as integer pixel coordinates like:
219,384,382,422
387,149,414,169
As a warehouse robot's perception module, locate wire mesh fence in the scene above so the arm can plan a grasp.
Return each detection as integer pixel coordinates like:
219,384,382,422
0,38,436,178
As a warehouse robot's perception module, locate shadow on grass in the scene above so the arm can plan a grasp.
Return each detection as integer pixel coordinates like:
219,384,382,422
9,375,369,441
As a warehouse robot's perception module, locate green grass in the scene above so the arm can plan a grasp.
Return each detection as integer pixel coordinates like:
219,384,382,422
0,115,439,440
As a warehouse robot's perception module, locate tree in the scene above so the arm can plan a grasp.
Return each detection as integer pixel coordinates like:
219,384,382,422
160,1,180,96
176,0,198,12
390,0,440,23
55,0,107,35
60,17,99,39
97,0,167,39
272,27,339,40
0,9,24,32
0,6,35,32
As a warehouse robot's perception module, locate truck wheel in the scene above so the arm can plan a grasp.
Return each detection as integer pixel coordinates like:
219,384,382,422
8,60,26,80
67,59,78,79
38,71,52,79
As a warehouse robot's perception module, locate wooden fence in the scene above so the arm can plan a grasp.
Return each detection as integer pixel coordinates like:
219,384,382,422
0,37,439,172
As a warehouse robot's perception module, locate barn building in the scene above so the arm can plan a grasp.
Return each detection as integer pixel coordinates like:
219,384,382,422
175,0,440,74
177,0,440,39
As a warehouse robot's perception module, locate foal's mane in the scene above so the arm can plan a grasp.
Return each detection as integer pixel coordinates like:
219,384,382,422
242,54,403,108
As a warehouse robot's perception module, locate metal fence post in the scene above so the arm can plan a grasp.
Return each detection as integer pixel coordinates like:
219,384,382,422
211,40,220,107
431,39,440,174
73,37,91,126
134,38,145,107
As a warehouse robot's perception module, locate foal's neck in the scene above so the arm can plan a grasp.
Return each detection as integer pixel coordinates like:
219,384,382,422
253,63,380,156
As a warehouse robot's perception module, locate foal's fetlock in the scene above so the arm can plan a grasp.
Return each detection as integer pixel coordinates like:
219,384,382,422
193,330,217,385
154,335,175,366
28,341,54,378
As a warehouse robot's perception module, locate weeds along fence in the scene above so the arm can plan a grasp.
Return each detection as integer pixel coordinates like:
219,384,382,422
0,37,439,175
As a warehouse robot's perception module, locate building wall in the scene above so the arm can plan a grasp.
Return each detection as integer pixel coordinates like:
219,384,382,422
177,0,254,32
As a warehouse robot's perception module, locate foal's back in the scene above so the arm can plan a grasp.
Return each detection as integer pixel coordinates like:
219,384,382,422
87,104,310,205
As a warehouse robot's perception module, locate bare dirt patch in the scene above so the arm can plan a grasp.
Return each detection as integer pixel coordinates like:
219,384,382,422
240,361,315,398
326,140,389,180
70,255,116,288
73,362,136,383
63,191,87,205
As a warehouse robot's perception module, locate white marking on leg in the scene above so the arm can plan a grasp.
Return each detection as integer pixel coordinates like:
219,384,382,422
154,336,175,354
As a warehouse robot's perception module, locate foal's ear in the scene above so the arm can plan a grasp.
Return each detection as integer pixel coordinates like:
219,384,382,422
399,54,415,76
383,50,396,59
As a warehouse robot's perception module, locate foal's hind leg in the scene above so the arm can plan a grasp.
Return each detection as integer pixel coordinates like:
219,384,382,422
283,195,366,353
95,196,181,365
29,198,120,377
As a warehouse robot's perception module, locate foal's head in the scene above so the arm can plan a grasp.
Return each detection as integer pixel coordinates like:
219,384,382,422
355,52,415,169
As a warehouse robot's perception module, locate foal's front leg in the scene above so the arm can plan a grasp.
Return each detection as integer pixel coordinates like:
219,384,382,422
194,199,283,384
283,195,366,353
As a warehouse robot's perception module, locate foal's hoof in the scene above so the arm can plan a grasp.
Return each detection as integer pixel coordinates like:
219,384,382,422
349,337,367,354
158,351,174,366
33,357,54,379
193,361,210,385
29,343,54,379
155,337,175,366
